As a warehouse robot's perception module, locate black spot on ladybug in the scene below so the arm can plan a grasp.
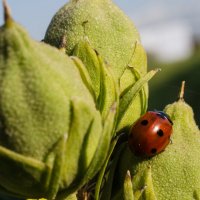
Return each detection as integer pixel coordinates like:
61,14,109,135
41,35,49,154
141,120,148,126
157,129,164,137
151,148,157,154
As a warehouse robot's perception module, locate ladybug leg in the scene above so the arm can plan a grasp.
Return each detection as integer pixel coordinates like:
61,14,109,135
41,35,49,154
170,138,173,144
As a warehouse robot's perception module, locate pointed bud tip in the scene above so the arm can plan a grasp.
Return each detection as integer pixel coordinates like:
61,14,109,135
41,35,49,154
59,35,67,49
155,68,161,72
2,0,13,25
178,81,185,101
2,0,13,27
126,170,131,177
150,67,161,75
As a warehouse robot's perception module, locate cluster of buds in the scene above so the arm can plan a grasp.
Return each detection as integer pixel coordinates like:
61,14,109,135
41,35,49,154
0,0,199,200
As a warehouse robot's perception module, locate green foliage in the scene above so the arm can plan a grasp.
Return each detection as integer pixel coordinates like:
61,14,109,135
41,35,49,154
1,1,199,200
0,13,116,199
44,0,140,81
44,0,148,131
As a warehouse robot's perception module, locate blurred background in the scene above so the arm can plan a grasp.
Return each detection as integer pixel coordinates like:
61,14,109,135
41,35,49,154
0,0,200,125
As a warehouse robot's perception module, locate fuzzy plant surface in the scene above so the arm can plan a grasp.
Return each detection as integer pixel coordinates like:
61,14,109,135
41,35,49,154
0,2,116,199
44,0,148,132
105,83,200,200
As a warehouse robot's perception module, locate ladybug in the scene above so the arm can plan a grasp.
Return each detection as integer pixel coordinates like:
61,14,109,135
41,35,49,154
128,111,173,157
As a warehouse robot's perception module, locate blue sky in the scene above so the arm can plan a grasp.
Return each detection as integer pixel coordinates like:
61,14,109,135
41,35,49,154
0,0,69,40
0,0,199,61
0,0,198,40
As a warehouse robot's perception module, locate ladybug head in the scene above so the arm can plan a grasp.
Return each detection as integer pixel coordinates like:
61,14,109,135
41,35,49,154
154,110,173,125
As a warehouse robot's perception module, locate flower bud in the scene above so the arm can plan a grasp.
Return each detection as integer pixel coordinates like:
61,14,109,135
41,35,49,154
44,0,148,131
0,2,115,199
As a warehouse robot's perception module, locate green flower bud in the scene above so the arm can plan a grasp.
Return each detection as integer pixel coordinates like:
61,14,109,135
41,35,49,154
0,2,115,199
44,0,148,131
44,0,140,80
71,39,118,120
108,82,200,200
123,171,134,200
118,42,148,131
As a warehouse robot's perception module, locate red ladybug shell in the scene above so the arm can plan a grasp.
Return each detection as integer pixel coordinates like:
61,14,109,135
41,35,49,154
128,111,173,157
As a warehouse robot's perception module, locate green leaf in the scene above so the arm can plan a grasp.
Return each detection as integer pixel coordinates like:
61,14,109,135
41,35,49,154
85,103,117,182
95,135,124,200
117,69,160,131
56,97,102,198
97,55,119,120
132,166,157,200
128,66,148,115
72,39,101,100
71,56,96,101
72,39,118,121
123,171,134,200
0,145,47,197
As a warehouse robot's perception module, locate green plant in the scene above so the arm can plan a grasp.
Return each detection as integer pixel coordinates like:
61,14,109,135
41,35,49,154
44,0,149,132
0,2,116,199
1,1,199,200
